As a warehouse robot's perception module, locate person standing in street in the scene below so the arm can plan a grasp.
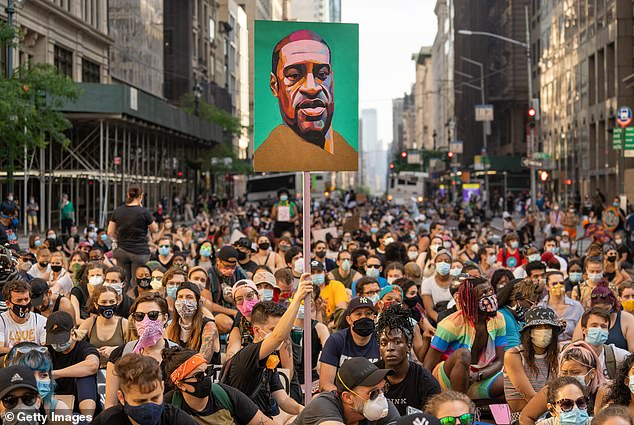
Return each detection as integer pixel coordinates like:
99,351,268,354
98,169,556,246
108,185,159,288
27,196,39,234
59,193,75,236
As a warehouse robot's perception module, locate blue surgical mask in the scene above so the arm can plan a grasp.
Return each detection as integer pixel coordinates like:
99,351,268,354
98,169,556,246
124,401,164,425
52,340,72,352
37,378,52,400
158,246,170,256
450,267,462,277
559,407,589,425
200,247,212,258
166,286,177,299
586,327,609,346
369,294,380,305
435,262,451,276
366,268,380,278
311,274,325,285
629,376,634,394
510,241,519,249
588,272,603,283
569,272,583,283
100,234,108,242
528,254,541,263
34,240,41,247
280,195,288,202
261,289,274,301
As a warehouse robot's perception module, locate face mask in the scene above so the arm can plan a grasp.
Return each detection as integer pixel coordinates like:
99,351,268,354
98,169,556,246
37,378,52,400
370,227,378,234
404,296,419,308
443,241,452,250
34,240,41,247
613,202,620,207
430,244,440,253
586,327,609,346
52,340,72,352
366,268,380,278
19,261,32,272
258,242,270,251
237,251,247,261
352,317,375,337
531,328,553,348
89,275,103,286
106,282,123,296
408,251,418,261
384,237,394,246
311,274,325,285
487,254,497,265
200,247,212,258
166,286,177,299
435,262,451,276
622,299,634,313
315,251,326,259
39,261,49,268
237,298,259,317
158,246,170,256
607,255,617,263
509,304,526,322
150,278,163,291
571,371,590,389
47,234,56,240
98,304,117,319
569,272,583,283
175,299,198,318
165,222,173,229
509,241,519,249
559,407,589,425
359,392,389,421
70,263,82,274
450,267,462,277
280,195,288,202
528,254,541,263
11,302,31,319
100,234,108,242
261,289,274,301
185,375,212,398
470,243,479,253
628,376,634,395
588,272,603,283
341,259,351,272
550,284,565,297
279,245,290,252
88,232,97,240
123,400,164,425
293,260,304,275
615,239,623,245
50,265,63,273
368,294,380,305
478,294,498,315
137,277,151,288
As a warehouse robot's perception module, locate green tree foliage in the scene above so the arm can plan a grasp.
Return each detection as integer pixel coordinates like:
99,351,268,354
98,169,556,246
179,92,246,138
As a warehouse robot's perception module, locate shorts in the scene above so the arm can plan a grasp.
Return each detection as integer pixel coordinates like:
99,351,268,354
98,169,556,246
433,361,502,399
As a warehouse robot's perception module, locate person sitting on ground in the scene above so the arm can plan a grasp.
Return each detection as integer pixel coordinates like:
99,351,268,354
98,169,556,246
311,260,348,319
293,357,400,425
30,277,75,322
226,279,260,360
423,276,506,400
208,246,246,335
48,251,74,296
164,346,276,424
540,376,592,425
424,390,476,425
104,266,134,319
28,247,51,280
0,366,51,425
0,280,47,353
70,261,107,321
592,405,634,425
596,354,634,419
497,277,544,351
91,353,198,425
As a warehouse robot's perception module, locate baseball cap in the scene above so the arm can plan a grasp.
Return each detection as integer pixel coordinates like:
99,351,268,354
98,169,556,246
176,281,201,299
310,260,325,272
29,278,49,307
218,246,239,263
396,413,441,425
232,279,258,299
45,311,74,345
336,357,393,393
0,366,39,400
235,237,256,253
253,270,278,288
347,296,378,315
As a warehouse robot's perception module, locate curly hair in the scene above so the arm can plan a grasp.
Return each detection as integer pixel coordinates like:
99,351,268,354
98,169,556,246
376,303,414,345
115,353,162,393
250,300,286,326
592,404,634,425
605,353,634,406
546,376,585,406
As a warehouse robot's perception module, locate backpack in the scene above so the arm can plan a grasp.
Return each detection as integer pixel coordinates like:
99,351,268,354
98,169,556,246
604,344,617,379
171,384,235,417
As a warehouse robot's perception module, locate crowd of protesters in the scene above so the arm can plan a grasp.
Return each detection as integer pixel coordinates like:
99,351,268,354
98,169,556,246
0,184,632,425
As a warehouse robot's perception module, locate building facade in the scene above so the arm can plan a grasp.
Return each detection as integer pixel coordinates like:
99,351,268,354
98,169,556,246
414,47,434,152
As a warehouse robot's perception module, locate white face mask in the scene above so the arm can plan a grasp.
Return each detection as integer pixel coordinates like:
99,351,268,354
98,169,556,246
150,278,163,290
487,254,497,265
106,282,123,296
408,251,418,261
383,237,394,246
359,392,389,421
293,260,304,275
89,275,103,286
531,328,553,348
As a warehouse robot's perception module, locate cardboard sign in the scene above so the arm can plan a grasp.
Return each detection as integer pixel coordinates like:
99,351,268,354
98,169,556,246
312,227,338,242
277,205,291,222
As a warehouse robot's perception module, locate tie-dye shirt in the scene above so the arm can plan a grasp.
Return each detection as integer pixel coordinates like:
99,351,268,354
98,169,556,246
431,310,507,369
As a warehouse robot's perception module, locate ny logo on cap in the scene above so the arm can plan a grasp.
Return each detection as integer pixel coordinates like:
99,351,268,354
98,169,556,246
359,297,369,303
10,374,23,383
413,418,429,425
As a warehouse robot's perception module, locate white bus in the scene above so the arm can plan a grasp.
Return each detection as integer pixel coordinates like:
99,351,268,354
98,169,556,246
246,173,327,206
387,171,427,205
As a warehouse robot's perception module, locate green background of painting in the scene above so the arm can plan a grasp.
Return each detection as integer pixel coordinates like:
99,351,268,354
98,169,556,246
253,20,359,152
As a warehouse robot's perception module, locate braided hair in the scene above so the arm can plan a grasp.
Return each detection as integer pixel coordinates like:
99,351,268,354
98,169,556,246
376,303,414,345
457,276,489,324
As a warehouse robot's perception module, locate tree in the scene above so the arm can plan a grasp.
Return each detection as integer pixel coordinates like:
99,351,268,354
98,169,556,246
0,21,80,192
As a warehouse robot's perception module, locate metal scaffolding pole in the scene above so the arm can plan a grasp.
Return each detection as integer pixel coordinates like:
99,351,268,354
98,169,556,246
99,120,104,228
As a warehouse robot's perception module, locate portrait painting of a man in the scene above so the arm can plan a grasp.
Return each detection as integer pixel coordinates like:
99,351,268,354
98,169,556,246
254,22,358,172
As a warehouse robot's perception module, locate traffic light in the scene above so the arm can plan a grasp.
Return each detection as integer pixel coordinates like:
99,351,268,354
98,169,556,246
539,170,549,181
389,163,395,170
447,152,454,159
400,151,407,159
528,107,537,128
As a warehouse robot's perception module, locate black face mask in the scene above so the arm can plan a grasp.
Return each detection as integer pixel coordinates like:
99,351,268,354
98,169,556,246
315,251,326,259
39,261,49,268
98,304,116,319
237,251,247,261
403,296,420,309
51,265,63,273
607,255,617,263
352,317,375,337
11,302,31,319
258,243,270,251
185,376,212,398
137,277,151,288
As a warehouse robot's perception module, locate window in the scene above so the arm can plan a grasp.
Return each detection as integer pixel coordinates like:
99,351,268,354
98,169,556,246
82,58,100,82
54,45,73,77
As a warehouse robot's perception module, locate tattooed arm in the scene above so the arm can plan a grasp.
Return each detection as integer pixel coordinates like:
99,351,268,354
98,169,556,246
279,337,294,380
199,321,220,362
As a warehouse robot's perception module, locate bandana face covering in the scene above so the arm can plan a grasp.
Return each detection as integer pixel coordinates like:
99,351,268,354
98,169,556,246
134,316,164,353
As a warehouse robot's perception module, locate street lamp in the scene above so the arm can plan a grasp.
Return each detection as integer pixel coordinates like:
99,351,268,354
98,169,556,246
458,6,536,216
193,82,203,116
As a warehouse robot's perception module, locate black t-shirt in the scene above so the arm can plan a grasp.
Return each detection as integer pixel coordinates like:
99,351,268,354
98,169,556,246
91,403,197,425
110,205,153,255
230,312,254,348
166,384,259,424
48,340,99,409
239,260,258,275
293,391,400,425
71,286,89,319
618,245,632,264
0,222,19,250
223,341,284,417
116,294,133,318
375,360,441,416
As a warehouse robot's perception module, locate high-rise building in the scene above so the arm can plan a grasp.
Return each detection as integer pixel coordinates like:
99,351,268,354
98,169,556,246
414,47,434,151
361,109,387,194
289,0,329,22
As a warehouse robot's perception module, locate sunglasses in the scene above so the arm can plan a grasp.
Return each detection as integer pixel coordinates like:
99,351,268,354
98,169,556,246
14,345,48,355
132,311,161,322
183,365,214,383
439,413,475,425
366,264,381,269
2,393,38,409
591,293,609,300
556,396,588,412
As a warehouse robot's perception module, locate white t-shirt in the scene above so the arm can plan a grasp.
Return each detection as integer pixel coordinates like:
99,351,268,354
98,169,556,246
598,344,630,379
49,270,73,296
421,275,452,305
28,264,51,279
513,267,527,279
0,311,47,349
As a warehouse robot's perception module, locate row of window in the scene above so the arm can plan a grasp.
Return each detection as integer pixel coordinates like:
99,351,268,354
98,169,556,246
54,45,101,83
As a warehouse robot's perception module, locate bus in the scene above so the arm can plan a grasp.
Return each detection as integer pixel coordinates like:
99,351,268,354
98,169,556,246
387,171,427,205
246,173,327,206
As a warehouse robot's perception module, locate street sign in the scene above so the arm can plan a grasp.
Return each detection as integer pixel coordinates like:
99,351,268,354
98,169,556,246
449,141,463,154
114,157,121,166
617,106,632,128
626,127,634,149
613,128,623,150
521,158,543,168
532,152,551,160
475,105,494,122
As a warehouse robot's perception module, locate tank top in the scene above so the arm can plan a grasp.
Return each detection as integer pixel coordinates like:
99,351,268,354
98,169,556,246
331,268,354,289
89,317,126,348
503,345,551,401
607,311,628,350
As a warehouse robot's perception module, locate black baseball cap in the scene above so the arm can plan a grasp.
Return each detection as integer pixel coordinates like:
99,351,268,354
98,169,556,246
336,357,393,393
176,281,201,299
347,296,378,315
310,260,325,272
45,311,74,345
235,237,256,253
0,366,39,400
218,246,239,263
29,278,49,307
396,413,441,425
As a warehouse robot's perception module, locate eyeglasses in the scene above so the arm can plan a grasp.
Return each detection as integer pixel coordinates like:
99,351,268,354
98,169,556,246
556,397,588,412
132,311,161,321
439,413,475,425
14,345,48,355
2,393,38,409
183,365,214,383
235,291,258,305
366,264,381,269
363,289,380,297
